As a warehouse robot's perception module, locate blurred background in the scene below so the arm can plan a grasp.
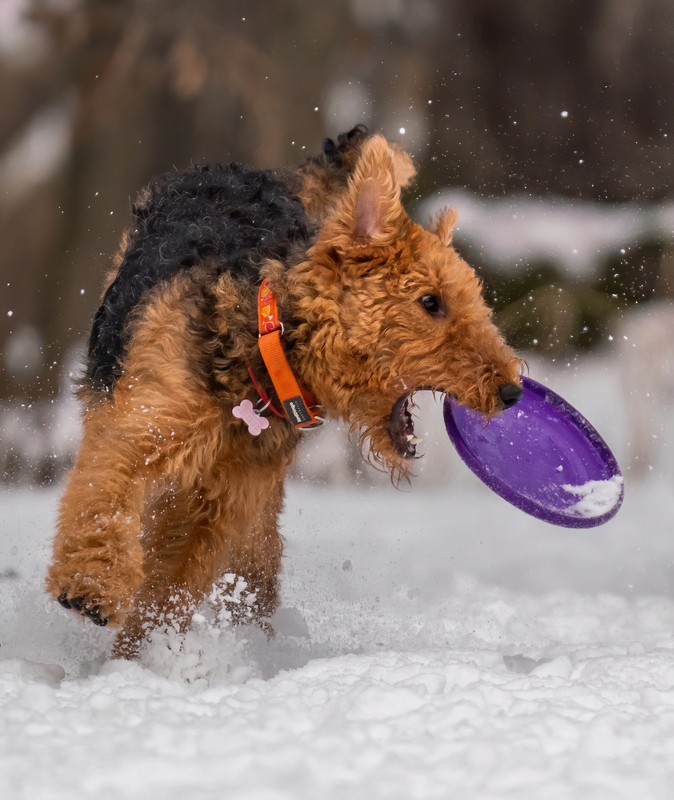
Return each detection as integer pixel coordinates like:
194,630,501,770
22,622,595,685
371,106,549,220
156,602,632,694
1,0,673,486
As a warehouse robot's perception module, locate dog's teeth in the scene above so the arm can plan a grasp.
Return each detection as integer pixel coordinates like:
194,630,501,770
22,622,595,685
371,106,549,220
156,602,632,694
410,436,423,446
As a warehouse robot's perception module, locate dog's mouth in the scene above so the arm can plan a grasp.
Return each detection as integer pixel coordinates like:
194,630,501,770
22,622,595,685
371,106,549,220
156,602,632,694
389,394,423,459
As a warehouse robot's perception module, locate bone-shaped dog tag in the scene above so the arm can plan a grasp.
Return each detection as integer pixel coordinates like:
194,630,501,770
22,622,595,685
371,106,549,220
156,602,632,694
232,399,270,436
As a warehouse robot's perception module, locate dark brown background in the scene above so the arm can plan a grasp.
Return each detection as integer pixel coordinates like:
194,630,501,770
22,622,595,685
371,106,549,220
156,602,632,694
1,0,672,400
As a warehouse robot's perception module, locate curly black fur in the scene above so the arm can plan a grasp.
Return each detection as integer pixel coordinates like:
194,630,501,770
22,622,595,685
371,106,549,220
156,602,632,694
85,126,371,392
86,164,313,391
320,123,370,166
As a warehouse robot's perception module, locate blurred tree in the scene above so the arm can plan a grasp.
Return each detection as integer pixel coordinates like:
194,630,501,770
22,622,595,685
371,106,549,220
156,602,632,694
417,0,673,200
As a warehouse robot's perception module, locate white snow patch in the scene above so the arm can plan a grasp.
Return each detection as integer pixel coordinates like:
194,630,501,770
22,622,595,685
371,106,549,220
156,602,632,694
419,190,673,279
563,475,624,518
0,0,47,64
0,101,73,201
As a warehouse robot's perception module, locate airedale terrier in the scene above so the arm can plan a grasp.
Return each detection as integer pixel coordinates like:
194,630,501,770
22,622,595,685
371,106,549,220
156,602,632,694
47,126,522,657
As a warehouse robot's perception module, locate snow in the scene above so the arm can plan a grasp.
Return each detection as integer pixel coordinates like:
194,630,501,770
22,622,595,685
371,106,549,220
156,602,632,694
0,0,41,61
419,190,674,280
0,102,74,201
562,475,624,518
2,357,674,798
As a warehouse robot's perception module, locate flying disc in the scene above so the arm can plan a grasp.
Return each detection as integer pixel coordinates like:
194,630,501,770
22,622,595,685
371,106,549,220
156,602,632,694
443,376,623,528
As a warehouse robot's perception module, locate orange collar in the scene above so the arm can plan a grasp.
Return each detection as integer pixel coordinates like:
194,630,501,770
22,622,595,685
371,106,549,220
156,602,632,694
257,279,322,430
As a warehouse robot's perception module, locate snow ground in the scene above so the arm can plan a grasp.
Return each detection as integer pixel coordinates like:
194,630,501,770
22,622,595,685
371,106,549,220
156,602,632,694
2,358,674,799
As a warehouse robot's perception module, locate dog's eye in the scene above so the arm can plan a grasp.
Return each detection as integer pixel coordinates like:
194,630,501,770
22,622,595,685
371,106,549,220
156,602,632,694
419,294,446,317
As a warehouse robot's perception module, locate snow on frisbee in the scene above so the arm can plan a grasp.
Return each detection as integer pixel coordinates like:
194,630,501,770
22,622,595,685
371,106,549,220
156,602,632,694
443,375,624,528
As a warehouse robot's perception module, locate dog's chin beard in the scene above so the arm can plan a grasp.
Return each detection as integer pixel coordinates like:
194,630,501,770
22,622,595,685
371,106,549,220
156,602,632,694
389,393,423,459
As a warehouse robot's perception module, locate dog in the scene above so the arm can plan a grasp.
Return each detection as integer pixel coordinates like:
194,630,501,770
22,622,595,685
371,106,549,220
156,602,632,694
46,126,522,657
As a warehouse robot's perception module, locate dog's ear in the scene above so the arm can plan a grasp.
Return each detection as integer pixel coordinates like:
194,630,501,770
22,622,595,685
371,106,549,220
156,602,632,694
343,135,406,245
433,207,458,247
389,143,416,190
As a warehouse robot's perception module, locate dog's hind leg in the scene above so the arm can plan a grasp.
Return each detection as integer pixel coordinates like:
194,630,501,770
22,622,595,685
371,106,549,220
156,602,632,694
224,469,286,626
108,486,206,658
111,465,287,658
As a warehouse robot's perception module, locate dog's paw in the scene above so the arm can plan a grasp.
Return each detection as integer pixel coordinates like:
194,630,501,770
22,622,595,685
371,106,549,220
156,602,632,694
52,585,131,627
47,568,137,628
46,545,145,629
57,594,109,627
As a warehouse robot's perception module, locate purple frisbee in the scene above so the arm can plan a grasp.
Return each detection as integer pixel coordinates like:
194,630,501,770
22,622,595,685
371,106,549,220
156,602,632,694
443,376,623,528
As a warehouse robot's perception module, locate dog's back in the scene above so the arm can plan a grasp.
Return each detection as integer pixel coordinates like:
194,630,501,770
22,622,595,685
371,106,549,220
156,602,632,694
86,164,312,392
85,125,373,394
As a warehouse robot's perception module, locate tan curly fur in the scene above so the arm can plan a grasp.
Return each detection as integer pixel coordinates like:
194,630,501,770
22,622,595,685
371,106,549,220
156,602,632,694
47,132,521,658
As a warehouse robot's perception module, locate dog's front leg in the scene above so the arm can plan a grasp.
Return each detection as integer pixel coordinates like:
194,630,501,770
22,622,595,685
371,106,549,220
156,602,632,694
46,397,152,628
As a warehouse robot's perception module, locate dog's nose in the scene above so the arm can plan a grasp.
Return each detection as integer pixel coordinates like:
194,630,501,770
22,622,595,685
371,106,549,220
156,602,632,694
499,382,523,408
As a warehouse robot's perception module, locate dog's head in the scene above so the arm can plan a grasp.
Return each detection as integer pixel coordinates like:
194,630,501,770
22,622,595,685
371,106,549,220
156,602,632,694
291,135,522,476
